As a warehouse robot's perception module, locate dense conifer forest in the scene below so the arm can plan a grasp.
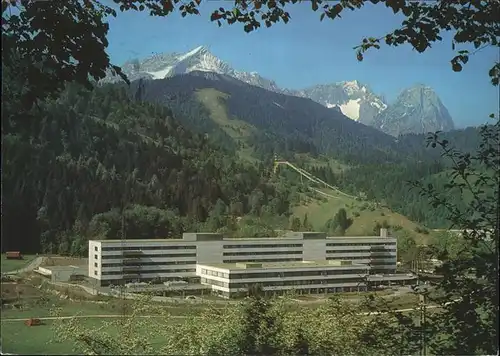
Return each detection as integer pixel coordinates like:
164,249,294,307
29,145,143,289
2,84,302,253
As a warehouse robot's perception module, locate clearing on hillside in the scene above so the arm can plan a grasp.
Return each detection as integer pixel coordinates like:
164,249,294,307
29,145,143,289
292,187,431,244
195,88,258,163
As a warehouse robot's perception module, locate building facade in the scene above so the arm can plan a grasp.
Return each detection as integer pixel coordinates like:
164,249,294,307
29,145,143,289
196,260,370,298
88,229,396,286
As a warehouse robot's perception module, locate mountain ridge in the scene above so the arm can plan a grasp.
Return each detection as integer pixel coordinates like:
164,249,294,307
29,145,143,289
124,70,448,167
104,45,456,136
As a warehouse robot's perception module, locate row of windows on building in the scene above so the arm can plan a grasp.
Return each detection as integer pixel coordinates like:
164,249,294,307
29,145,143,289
98,245,196,251
95,242,396,253
200,269,368,279
222,244,303,249
325,249,396,254
100,257,303,265
367,247,397,252
98,243,305,252
100,268,196,276
201,277,366,288
325,256,372,261
97,253,394,267
326,242,396,247
222,250,303,256
101,253,197,259
100,260,194,268
222,258,303,263
98,253,394,262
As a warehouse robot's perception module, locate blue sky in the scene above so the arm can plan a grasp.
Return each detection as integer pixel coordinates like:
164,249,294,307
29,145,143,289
105,1,498,128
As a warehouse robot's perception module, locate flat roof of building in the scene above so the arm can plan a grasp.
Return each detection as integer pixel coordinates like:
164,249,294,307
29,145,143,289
224,236,391,240
199,260,367,270
93,238,186,243
91,234,394,243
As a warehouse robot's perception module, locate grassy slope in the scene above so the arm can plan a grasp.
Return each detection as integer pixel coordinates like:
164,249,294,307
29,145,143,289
195,88,258,163
291,187,431,244
194,88,430,244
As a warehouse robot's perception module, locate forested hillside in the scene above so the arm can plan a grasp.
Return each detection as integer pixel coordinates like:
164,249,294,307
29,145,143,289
334,128,486,228
2,84,301,254
2,58,489,254
126,72,413,165
123,72,488,229
125,72,484,165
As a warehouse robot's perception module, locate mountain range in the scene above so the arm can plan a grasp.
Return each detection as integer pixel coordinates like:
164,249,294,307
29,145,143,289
104,45,455,136
126,70,406,165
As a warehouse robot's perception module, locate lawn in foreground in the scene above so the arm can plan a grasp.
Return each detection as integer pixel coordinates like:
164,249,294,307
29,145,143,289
1,254,37,272
1,291,424,355
1,295,192,355
1,317,187,355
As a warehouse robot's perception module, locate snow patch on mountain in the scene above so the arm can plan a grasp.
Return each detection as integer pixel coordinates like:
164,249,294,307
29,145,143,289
177,46,206,61
147,66,173,79
339,99,362,121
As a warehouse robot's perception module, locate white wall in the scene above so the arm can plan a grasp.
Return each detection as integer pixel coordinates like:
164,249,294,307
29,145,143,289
88,241,101,279
196,241,224,264
302,239,327,260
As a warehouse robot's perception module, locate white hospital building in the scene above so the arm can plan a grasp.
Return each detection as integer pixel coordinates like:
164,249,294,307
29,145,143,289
88,229,397,292
197,260,370,298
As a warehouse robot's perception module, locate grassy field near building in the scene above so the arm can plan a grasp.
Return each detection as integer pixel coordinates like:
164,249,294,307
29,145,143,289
1,291,426,355
0,281,206,355
1,316,189,355
1,254,37,272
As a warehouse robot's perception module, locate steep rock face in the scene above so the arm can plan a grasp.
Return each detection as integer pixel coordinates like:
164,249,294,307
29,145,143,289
299,81,387,124
374,85,455,137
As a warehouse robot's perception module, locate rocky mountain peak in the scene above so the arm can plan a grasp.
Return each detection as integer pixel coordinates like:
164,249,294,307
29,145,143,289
373,84,455,137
